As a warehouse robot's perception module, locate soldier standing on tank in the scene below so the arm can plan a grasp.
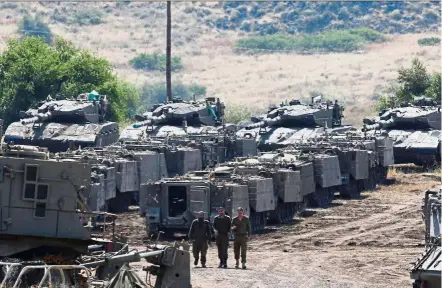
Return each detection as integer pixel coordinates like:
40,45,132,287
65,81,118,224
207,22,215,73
231,207,251,269
213,207,231,268
188,211,211,268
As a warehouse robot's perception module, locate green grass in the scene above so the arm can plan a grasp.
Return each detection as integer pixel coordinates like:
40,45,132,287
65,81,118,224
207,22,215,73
235,28,388,53
129,53,183,72
418,37,441,46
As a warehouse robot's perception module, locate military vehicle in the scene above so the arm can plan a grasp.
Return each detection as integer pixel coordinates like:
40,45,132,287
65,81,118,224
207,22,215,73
119,97,226,141
237,97,346,151
0,143,190,287
410,187,441,288
363,98,441,166
4,91,119,152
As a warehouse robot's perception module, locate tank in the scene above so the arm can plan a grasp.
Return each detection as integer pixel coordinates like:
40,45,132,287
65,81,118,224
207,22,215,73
236,97,346,151
410,187,441,288
119,97,226,141
363,99,441,166
4,92,119,152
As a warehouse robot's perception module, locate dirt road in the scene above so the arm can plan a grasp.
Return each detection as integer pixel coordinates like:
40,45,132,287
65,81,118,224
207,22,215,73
116,169,439,288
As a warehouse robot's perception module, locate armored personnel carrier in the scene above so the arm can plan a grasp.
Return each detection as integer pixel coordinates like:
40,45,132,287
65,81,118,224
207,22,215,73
4,92,119,152
0,143,190,288
363,98,441,166
140,168,280,236
410,187,441,288
119,97,226,141
236,97,346,151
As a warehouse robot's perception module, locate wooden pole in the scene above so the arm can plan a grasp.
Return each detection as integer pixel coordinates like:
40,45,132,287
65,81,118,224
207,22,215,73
166,1,172,102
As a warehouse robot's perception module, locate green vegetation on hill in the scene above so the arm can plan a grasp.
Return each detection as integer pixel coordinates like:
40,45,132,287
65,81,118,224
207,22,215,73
418,37,441,46
377,58,441,110
18,15,53,44
212,1,440,35
129,53,183,72
0,37,138,126
236,28,388,53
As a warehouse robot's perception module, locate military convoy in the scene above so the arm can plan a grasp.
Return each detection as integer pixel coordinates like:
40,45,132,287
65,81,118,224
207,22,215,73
363,97,441,167
4,92,119,152
0,143,191,287
410,187,441,288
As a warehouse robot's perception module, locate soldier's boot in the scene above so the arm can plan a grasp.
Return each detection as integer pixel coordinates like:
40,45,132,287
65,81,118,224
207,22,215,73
223,262,227,269
242,262,246,269
235,259,239,269
201,262,206,268
218,262,223,268
194,258,199,266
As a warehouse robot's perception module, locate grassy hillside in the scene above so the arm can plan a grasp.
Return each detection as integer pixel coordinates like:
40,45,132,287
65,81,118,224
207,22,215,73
0,2,440,125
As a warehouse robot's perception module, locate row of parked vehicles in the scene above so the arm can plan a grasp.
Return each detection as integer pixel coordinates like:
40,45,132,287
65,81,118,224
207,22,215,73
0,92,439,286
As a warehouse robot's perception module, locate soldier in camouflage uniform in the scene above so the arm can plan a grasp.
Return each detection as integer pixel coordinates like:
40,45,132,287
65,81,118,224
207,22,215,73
213,207,231,268
231,207,251,269
188,211,212,268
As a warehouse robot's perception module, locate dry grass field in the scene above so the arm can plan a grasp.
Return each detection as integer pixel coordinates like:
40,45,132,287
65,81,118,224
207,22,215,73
0,2,440,125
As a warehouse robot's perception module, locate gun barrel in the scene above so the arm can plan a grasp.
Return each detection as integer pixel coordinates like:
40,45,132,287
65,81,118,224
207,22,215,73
82,249,164,268
20,112,52,125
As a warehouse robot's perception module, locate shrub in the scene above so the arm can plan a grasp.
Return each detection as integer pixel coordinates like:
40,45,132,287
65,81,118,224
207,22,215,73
18,15,53,44
236,28,388,53
73,10,105,26
418,37,441,46
129,53,183,72
224,104,253,124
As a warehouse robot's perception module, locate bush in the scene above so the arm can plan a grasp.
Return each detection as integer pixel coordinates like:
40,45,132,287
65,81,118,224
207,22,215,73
224,104,253,124
377,58,441,110
72,10,105,26
129,53,183,72
18,15,53,44
139,81,207,110
236,28,388,53
418,37,441,46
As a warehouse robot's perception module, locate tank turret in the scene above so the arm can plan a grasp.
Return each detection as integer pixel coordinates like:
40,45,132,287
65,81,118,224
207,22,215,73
4,92,119,152
362,104,441,166
245,98,344,130
120,97,226,141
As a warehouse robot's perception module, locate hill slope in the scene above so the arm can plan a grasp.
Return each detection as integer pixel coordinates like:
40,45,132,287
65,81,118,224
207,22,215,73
0,2,440,124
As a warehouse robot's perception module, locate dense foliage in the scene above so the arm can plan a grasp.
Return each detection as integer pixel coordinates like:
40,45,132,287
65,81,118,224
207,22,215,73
0,37,139,126
72,10,105,26
377,58,441,110
417,37,441,46
236,28,388,53
129,53,183,72
18,15,53,44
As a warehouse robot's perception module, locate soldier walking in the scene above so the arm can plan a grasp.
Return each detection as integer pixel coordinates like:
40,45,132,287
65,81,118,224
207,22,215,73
188,211,211,268
213,207,231,268
231,207,251,269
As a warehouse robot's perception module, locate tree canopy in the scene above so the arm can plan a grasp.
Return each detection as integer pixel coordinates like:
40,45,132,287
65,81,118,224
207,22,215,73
0,37,139,126
377,58,441,110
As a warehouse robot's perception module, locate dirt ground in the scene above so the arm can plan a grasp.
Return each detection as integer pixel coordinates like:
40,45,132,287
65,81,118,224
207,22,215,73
113,167,440,288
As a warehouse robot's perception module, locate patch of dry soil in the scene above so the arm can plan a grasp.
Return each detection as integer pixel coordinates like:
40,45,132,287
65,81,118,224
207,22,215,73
115,171,439,288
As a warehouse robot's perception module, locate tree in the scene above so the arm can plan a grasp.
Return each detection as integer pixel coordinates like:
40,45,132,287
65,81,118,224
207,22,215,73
18,15,53,44
377,58,441,111
0,37,139,126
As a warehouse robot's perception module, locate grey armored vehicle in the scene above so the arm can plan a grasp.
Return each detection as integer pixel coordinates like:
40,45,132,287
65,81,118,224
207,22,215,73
4,92,119,152
0,143,190,288
363,98,441,166
237,97,346,151
119,97,226,141
410,187,441,288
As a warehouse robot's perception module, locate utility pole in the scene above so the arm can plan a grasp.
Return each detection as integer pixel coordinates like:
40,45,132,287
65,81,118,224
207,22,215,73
166,1,172,102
